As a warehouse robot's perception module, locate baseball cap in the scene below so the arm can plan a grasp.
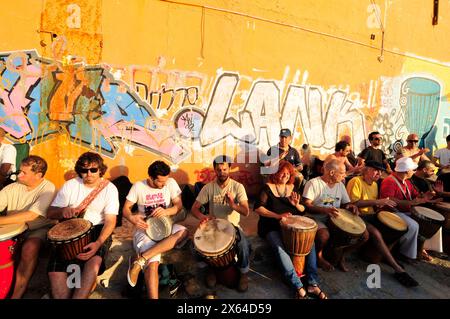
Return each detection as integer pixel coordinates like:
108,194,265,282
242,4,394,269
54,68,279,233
395,157,418,172
279,129,292,137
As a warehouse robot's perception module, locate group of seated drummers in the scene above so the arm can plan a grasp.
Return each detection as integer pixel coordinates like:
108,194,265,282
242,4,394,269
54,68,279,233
0,129,449,300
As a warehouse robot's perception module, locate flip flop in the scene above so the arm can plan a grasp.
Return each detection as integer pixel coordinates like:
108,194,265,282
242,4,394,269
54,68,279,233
295,287,308,299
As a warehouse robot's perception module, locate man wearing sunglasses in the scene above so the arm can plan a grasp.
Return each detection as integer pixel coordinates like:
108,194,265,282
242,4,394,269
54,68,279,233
47,152,119,299
395,133,430,165
357,131,392,174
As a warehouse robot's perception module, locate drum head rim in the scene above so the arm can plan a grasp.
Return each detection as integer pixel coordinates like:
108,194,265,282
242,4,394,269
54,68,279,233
377,211,408,232
194,219,236,255
280,215,318,231
412,206,445,223
47,219,93,242
145,216,173,242
0,223,28,241
330,209,366,235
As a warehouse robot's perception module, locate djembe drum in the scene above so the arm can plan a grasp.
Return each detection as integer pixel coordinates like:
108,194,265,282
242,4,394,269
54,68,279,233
432,202,450,231
327,208,366,247
0,223,27,299
410,206,444,239
280,216,317,277
47,219,94,261
360,211,408,264
194,219,239,288
145,216,173,241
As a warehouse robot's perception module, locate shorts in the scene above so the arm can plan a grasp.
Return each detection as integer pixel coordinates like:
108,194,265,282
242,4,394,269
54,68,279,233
133,223,187,266
305,213,328,230
47,224,112,274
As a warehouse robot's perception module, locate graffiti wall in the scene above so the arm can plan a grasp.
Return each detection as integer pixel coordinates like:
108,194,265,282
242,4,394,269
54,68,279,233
0,0,449,195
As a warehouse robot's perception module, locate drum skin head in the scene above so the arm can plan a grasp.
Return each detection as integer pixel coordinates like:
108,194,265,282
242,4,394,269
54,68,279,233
280,215,317,231
47,219,93,241
145,216,173,241
194,219,235,255
330,209,366,235
378,211,408,231
0,223,28,241
412,206,445,222
435,202,450,212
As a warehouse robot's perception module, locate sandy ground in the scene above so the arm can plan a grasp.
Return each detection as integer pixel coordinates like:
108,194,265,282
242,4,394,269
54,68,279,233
22,209,450,299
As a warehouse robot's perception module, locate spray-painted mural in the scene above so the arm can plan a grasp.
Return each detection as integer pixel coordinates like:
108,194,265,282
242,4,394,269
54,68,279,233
0,0,449,190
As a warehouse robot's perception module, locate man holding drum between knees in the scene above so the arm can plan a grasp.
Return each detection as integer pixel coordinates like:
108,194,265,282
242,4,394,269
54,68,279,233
302,159,368,272
0,155,56,298
191,155,251,292
47,152,119,299
123,160,188,299
346,160,419,287
380,157,437,263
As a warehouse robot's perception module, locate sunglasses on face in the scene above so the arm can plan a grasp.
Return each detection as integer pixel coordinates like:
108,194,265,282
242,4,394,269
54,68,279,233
79,167,99,174
407,140,419,143
373,137,382,141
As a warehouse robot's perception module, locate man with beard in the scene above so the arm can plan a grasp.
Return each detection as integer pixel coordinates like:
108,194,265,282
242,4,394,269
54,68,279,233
191,155,250,292
0,155,56,298
123,160,188,299
357,131,392,173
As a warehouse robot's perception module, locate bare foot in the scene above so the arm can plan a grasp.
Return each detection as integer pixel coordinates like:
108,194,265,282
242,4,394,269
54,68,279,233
421,250,433,262
317,256,334,271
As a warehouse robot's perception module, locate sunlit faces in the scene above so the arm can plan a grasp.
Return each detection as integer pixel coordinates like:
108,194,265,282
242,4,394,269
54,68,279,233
214,163,230,183
17,164,41,186
277,168,291,184
150,175,169,189
371,134,383,146
79,163,100,185
365,167,381,182
330,165,346,183
340,146,351,157
279,135,291,148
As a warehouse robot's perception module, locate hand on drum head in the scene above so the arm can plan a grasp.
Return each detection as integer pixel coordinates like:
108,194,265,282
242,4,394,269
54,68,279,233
77,241,100,261
323,207,340,218
150,206,169,218
62,207,79,219
199,216,215,228
279,212,292,219
377,197,397,209
344,203,360,216
130,214,148,231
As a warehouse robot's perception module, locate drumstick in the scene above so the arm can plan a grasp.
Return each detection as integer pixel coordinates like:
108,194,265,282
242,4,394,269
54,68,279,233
249,268,272,281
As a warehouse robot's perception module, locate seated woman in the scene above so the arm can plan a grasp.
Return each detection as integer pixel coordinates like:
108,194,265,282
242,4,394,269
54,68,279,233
254,160,327,299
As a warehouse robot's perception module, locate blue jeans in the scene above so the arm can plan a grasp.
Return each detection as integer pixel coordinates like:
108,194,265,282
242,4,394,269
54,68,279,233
266,231,319,289
236,227,251,273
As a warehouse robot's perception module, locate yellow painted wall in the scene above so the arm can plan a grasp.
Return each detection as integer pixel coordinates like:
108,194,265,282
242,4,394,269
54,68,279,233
0,0,449,196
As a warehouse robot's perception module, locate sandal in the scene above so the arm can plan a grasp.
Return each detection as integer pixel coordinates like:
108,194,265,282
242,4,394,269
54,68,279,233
307,285,328,299
393,272,419,288
295,287,308,299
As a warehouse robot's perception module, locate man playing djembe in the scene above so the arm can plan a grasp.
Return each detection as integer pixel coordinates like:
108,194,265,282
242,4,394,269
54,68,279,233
47,152,119,299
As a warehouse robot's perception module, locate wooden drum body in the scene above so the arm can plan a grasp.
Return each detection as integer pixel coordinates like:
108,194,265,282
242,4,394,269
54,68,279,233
280,216,317,276
432,202,450,231
327,209,366,248
47,219,94,261
411,206,444,239
0,223,27,299
194,219,237,269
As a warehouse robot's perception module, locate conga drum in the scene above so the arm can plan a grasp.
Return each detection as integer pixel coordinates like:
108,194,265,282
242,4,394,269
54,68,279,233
327,208,366,247
410,206,445,239
432,202,450,231
194,219,239,288
0,223,27,299
280,216,317,277
47,219,94,261
360,211,408,264
145,216,173,241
